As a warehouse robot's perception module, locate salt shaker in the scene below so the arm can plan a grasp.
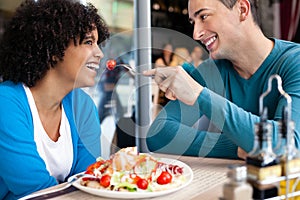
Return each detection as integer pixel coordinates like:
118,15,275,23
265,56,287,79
223,164,253,200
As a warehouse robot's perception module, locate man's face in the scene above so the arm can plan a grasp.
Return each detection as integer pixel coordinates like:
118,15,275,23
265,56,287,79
188,0,241,60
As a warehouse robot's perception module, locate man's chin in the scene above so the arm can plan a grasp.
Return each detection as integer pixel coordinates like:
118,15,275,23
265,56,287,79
209,51,222,60
209,53,217,60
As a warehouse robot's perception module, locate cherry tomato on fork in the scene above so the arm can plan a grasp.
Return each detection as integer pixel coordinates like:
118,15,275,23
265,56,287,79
157,171,172,185
106,59,116,70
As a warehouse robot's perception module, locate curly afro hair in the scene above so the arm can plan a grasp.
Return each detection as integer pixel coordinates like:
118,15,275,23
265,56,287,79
0,0,110,87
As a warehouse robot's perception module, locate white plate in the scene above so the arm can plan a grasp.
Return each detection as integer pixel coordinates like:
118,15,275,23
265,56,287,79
68,158,193,199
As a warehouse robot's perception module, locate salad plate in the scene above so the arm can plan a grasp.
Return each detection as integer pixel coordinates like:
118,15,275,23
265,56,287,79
68,158,193,199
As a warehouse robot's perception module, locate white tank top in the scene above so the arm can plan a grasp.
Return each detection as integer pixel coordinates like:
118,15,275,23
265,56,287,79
23,85,73,182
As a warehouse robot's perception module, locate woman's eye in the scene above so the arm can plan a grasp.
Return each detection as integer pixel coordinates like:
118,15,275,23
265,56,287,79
85,40,93,45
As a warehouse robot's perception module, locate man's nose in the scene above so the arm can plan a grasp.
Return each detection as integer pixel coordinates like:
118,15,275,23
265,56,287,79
193,22,205,41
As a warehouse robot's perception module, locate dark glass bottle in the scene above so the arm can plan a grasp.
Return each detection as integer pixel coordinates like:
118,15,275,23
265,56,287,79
246,108,281,175
246,108,281,199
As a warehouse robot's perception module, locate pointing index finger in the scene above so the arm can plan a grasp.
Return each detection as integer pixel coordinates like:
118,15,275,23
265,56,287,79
142,68,156,76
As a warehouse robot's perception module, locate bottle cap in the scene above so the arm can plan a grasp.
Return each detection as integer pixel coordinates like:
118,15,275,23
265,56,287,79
227,164,247,182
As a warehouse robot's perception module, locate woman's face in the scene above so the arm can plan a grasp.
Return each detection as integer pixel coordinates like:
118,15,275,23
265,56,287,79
54,28,103,88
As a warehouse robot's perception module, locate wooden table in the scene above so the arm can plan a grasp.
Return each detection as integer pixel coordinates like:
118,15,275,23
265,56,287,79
22,154,244,200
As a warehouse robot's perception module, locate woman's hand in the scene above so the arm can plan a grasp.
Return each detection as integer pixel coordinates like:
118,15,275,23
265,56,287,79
143,66,203,105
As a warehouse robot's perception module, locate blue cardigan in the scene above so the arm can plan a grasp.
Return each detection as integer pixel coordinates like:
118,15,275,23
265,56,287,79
0,81,101,199
147,38,300,159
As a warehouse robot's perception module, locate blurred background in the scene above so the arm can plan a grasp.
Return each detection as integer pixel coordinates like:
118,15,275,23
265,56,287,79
2,0,300,48
1,0,300,158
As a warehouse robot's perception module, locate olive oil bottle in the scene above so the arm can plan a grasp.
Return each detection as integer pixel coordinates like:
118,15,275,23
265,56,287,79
276,107,300,199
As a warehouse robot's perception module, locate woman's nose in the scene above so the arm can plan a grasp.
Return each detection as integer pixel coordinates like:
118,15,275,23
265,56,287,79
94,46,104,60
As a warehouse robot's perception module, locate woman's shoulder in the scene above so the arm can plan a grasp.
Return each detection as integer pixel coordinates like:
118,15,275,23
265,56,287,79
0,81,26,100
64,88,95,109
0,81,30,117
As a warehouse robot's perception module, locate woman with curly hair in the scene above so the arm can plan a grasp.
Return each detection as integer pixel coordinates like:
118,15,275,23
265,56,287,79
0,0,109,199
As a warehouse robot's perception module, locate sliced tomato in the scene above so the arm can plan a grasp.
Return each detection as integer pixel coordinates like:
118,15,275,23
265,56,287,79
130,173,141,184
82,177,99,182
100,174,111,188
85,160,110,175
137,178,148,190
84,170,94,175
168,165,183,174
157,171,172,185
86,160,104,172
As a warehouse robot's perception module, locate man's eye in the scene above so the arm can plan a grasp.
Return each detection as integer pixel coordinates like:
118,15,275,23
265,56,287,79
200,14,208,21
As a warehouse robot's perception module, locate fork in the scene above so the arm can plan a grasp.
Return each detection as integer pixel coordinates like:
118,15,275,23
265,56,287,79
19,173,95,200
115,64,144,75
106,59,152,76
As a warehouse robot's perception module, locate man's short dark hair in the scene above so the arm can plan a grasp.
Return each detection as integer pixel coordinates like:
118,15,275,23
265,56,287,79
219,0,261,26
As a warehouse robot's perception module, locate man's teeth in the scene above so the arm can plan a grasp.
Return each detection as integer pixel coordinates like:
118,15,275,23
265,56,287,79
205,36,217,47
86,63,99,70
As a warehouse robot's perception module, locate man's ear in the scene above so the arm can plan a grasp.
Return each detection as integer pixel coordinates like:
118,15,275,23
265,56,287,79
238,0,251,21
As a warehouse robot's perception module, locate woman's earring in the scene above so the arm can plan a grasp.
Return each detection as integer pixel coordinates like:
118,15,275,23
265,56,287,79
52,56,58,62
